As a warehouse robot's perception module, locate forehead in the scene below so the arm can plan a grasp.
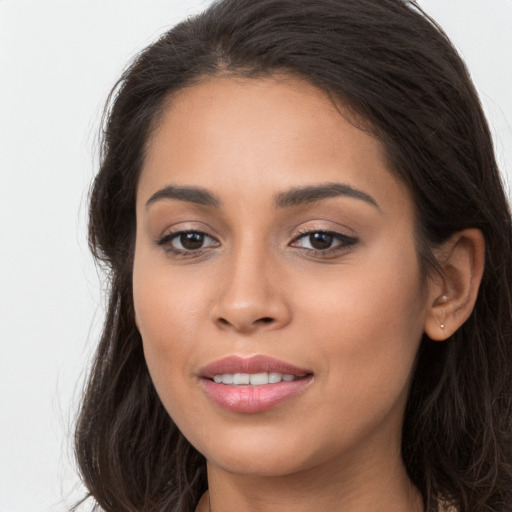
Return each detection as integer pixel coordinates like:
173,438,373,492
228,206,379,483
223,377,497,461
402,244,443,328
138,74,410,214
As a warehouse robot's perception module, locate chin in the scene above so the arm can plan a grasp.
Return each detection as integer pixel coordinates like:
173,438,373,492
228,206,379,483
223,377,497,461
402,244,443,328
191,426,328,478
209,450,312,478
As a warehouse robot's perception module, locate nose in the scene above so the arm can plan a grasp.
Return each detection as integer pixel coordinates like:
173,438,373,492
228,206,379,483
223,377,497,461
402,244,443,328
210,246,292,334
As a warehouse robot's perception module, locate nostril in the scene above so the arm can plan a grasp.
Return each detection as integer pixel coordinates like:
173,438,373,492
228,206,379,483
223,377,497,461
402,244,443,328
215,315,277,331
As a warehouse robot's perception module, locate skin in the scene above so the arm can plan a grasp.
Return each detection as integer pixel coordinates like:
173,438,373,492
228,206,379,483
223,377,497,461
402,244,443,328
133,75,484,512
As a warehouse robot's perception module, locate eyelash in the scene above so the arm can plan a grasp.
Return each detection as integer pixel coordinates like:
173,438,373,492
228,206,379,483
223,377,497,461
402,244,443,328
290,229,358,256
156,230,220,258
156,229,358,258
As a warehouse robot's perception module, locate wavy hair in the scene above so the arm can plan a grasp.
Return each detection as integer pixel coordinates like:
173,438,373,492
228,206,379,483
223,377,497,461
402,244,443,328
75,1,512,510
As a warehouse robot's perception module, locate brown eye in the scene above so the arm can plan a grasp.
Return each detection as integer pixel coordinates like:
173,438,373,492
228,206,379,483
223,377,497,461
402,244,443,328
179,232,206,250
291,230,358,254
157,230,219,254
308,232,333,250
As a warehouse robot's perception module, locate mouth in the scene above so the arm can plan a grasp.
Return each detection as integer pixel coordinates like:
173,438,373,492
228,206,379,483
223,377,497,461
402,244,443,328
199,355,313,413
212,371,303,385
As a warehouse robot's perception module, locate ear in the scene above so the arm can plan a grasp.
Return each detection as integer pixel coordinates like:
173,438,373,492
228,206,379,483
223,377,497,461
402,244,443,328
424,228,485,341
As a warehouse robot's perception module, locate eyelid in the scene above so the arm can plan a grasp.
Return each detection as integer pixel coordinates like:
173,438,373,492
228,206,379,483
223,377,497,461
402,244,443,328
154,220,220,242
157,230,218,247
291,229,357,246
154,224,221,258
289,225,359,256
291,221,357,240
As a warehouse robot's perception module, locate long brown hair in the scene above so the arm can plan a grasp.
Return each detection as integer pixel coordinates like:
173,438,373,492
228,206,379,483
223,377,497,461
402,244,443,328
75,1,512,510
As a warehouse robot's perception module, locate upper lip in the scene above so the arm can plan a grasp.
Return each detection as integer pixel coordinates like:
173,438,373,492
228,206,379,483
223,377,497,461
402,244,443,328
199,355,311,379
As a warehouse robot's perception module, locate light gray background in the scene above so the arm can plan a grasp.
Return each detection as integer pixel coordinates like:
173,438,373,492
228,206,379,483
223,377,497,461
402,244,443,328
0,1,510,511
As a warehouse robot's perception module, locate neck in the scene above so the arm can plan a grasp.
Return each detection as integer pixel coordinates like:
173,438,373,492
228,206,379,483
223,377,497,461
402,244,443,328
199,444,423,512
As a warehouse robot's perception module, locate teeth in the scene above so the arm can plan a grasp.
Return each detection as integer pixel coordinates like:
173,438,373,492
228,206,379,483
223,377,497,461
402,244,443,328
268,372,282,383
233,373,250,385
249,372,268,385
212,372,299,385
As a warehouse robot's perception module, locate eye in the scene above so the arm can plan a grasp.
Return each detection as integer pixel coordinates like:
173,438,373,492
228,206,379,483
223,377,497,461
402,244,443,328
290,230,357,254
157,230,219,254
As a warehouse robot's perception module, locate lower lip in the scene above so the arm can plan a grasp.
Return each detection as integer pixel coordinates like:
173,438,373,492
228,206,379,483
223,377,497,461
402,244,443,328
200,376,313,413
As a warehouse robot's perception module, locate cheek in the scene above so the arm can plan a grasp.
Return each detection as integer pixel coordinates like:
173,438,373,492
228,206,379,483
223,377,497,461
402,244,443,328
133,233,214,339
132,249,210,407
297,244,425,335
294,242,426,420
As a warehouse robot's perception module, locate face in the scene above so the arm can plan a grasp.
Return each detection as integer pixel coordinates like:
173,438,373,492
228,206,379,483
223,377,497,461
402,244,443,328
133,75,431,477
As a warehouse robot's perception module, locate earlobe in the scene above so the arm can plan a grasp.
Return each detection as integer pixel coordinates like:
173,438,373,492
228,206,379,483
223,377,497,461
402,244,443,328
424,228,485,341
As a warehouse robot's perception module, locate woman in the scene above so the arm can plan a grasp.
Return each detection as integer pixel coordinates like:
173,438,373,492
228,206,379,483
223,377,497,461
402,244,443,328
74,0,512,511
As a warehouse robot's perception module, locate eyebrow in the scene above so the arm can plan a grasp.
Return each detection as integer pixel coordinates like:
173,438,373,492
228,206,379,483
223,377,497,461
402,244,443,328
145,182,379,210
145,185,221,208
274,183,380,210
